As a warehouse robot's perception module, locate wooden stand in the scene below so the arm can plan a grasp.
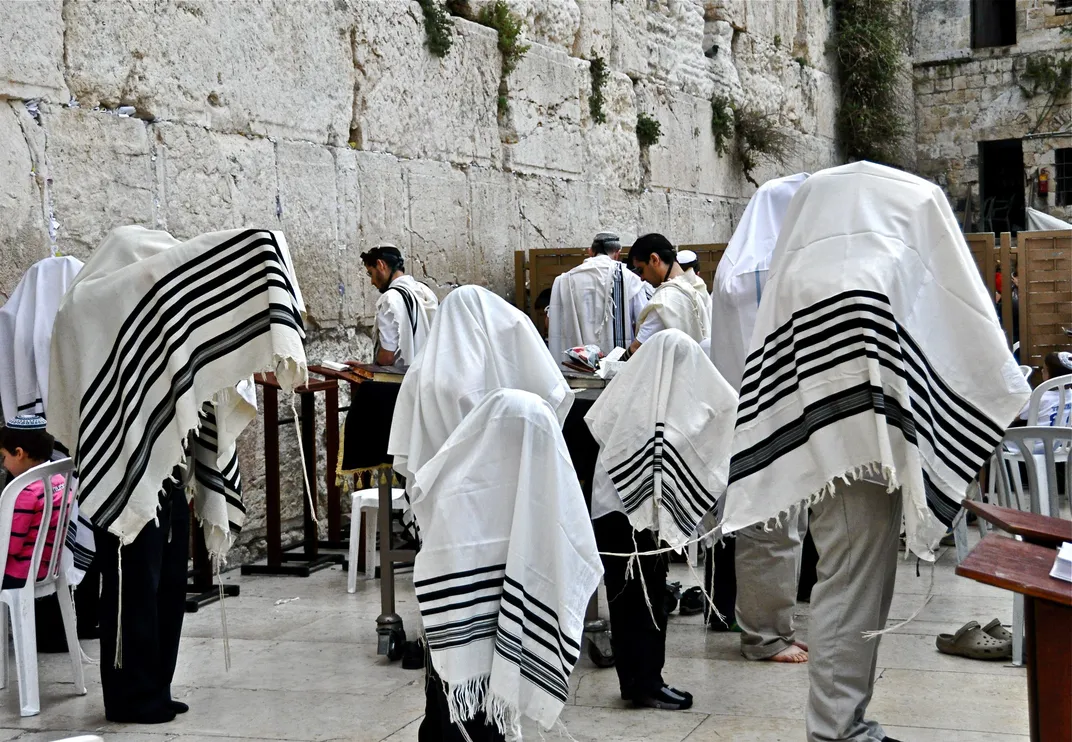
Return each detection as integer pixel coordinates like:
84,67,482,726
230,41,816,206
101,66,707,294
241,371,344,577
956,532,1071,742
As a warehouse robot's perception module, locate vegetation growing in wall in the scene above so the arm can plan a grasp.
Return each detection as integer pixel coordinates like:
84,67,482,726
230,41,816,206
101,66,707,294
710,95,796,187
478,0,531,116
418,0,455,58
636,112,662,147
589,55,609,124
1018,54,1072,134
832,0,910,165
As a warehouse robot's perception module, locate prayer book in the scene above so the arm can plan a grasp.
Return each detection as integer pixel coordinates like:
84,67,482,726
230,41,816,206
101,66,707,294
1051,542,1072,583
346,361,407,384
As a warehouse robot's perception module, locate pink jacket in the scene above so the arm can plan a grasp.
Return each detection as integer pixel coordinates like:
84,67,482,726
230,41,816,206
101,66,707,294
4,474,67,583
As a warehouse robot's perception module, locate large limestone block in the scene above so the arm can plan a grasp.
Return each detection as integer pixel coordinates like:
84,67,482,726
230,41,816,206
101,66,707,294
668,192,735,245
333,147,377,328
45,107,155,260
404,160,472,292
595,187,641,246
574,0,613,58
0,103,50,300
503,45,585,178
732,32,804,128
639,190,672,236
153,124,278,240
468,168,521,298
913,0,971,58
352,8,501,167
276,140,343,328
637,84,744,199
743,0,798,45
0,1,67,101
516,175,599,251
582,71,641,190
63,0,354,144
792,0,835,74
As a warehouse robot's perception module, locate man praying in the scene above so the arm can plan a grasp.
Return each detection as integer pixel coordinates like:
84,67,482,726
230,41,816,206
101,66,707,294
361,244,438,368
627,234,710,356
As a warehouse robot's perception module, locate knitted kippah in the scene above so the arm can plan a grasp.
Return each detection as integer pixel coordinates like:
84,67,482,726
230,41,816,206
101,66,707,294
5,413,47,430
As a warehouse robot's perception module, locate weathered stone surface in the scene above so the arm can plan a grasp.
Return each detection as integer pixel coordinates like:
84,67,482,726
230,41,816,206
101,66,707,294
668,192,736,245
517,176,573,251
405,159,472,293
153,124,278,240
0,0,68,101
63,0,354,144
468,167,521,299
639,190,672,237
276,140,343,328
0,102,49,300
45,107,155,260
517,0,582,53
913,0,971,57
703,0,747,31
352,8,501,166
743,0,798,45
574,0,613,58
503,44,585,178
595,187,641,246
581,70,641,190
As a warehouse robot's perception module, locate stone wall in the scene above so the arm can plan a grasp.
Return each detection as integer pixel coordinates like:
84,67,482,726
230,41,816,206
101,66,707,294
0,0,841,562
912,0,1072,221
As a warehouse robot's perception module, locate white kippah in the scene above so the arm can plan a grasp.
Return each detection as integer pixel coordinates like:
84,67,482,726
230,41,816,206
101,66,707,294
1059,351,1072,370
677,249,698,263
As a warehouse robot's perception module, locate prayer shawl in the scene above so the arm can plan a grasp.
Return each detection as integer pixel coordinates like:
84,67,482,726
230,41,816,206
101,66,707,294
720,162,1032,560
636,275,710,344
585,330,738,548
377,274,439,367
710,173,809,391
548,255,646,361
683,269,710,306
47,226,307,555
388,285,574,485
410,389,601,737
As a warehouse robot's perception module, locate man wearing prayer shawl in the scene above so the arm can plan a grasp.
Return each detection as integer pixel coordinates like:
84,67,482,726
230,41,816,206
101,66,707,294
720,162,1031,742
627,234,710,356
361,244,438,368
388,285,600,740
47,226,307,724
710,173,813,663
584,329,738,710
548,231,648,363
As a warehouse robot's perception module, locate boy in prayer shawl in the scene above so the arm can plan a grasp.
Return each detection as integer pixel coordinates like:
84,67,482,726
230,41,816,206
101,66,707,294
361,244,439,367
548,231,648,363
709,173,813,664
389,285,593,740
627,234,710,356
720,162,1031,742
584,329,738,710
675,249,709,304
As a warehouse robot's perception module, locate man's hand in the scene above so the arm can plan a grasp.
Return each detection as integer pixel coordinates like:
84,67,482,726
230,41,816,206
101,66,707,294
375,347,398,366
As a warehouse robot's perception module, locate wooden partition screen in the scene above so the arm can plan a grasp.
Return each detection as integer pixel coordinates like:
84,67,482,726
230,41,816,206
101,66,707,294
1018,229,1072,373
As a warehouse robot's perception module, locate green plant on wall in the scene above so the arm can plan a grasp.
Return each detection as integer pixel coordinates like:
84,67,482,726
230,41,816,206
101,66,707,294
832,0,909,165
417,0,455,57
636,112,662,147
1018,54,1072,134
478,0,531,116
589,55,609,124
710,94,796,187
711,94,734,156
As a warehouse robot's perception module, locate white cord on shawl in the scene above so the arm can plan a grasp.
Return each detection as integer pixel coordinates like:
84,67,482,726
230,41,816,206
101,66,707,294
114,545,123,668
861,546,945,640
215,554,232,670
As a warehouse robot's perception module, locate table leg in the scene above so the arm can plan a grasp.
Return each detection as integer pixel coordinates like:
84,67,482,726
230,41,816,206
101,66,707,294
376,473,405,656
325,384,341,544
300,391,319,559
1028,597,1072,742
264,386,282,567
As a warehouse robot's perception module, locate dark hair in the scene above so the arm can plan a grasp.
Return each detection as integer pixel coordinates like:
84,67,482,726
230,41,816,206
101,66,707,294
535,288,553,311
1044,351,1072,379
628,233,676,266
360,246,405,273
679,257,699,272
591,232,622,256
0,426,55,462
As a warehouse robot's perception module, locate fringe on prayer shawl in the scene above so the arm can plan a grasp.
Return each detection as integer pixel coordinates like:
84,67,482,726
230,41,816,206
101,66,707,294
333,417,399,486
444,675,524,742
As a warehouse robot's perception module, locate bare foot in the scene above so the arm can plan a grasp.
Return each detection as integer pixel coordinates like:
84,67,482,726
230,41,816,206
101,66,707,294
768,644,808,663
793,640,809,652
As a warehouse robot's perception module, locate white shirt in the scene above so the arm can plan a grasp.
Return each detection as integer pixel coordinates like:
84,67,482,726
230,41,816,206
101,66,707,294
375,274,439,366
634,311,666,344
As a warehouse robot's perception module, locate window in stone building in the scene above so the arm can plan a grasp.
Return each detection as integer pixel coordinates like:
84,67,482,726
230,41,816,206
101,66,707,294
979,139,1026,233
971,0,1017,48
1056,148,1072,207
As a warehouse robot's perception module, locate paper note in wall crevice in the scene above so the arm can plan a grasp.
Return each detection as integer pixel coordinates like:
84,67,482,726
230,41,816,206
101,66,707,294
1050,542,1072,583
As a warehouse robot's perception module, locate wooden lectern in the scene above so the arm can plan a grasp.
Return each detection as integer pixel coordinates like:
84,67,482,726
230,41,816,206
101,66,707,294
956,509,1072,742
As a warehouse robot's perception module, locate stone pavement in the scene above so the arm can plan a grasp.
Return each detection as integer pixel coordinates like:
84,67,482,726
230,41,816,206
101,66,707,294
1,543,1028,741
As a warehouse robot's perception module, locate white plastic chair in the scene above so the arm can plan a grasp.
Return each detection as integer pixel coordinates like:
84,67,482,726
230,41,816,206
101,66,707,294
346,488,406,594
1025,373,1072,428
0,458,84,716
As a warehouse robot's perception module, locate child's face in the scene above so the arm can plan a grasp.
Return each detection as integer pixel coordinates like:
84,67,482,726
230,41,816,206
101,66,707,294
0,446,34,478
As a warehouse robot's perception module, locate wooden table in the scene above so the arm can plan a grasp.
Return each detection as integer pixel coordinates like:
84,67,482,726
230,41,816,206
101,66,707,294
956,534,1071,742
962,500,1072,547
241,370,344,577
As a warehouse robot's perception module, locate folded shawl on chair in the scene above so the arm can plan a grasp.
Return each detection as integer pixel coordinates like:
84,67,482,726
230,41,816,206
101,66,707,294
47,226,307,556
410,389,601,737
585,329,738,548
720,162,1032,560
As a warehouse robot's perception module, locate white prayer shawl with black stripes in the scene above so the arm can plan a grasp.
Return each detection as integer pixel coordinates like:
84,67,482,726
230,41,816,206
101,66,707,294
636,275,710,343
585,330,738,549
410,389,601,737
376,274,438,367
46,226,307,555
720,162,1032,560
548,255,646,361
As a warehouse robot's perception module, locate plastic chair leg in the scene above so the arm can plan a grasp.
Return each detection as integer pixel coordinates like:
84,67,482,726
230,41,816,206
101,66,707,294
1012,592,1025,667
952,507,971,565
347,495,361,594
363,506,378,578
0,605,8,689
9,590,41,716
56,583,86,695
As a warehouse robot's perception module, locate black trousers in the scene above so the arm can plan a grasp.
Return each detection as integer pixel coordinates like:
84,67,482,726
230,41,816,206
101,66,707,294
419,665,505,742
593,511,668,698
95,478,189,716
